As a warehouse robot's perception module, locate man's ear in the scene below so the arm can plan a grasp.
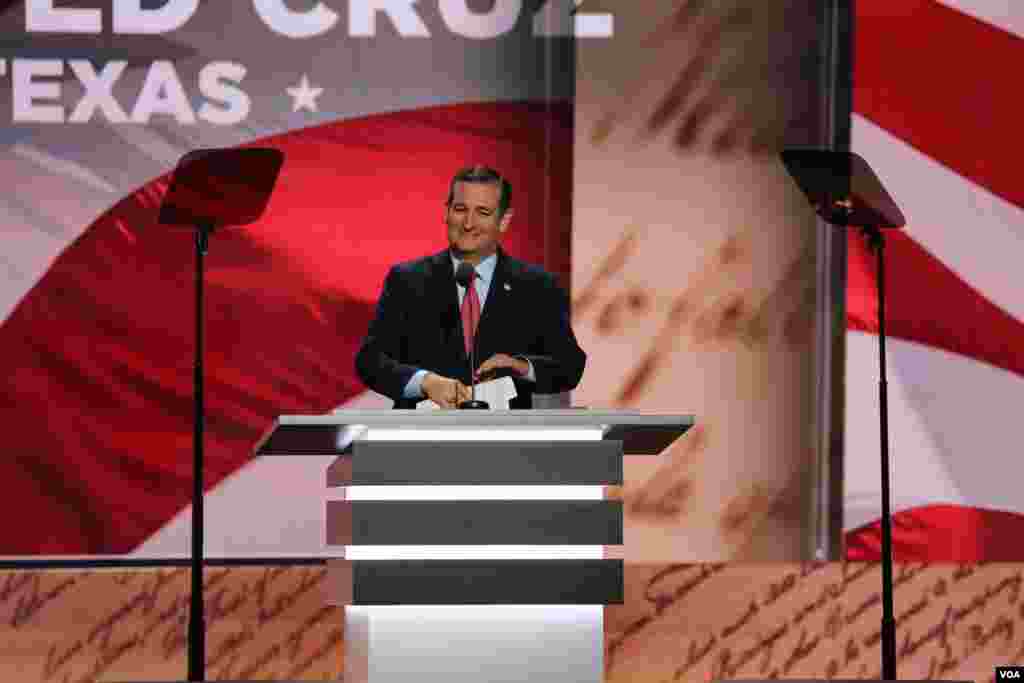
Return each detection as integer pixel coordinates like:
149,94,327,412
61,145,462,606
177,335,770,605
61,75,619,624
498,208,513,233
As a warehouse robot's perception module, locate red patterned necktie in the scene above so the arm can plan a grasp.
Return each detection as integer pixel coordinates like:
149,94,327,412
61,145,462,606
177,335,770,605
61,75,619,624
460,267,480,355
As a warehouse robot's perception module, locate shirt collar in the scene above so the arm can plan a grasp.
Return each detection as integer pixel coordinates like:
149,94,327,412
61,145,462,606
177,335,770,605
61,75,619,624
450,250,498,286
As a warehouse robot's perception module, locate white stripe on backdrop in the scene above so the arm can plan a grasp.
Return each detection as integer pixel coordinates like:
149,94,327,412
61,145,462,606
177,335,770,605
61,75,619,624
844,330,1024,531
935,0,1024,39
852,115,1024,323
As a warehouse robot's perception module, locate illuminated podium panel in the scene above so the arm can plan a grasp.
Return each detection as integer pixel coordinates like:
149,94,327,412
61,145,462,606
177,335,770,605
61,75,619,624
256,410,693,683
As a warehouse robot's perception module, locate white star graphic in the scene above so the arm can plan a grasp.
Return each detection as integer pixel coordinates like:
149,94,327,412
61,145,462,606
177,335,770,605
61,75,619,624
286,75,324,113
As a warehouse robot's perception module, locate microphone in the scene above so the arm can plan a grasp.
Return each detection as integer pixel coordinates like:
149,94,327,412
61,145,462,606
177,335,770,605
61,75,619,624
454,262,489,410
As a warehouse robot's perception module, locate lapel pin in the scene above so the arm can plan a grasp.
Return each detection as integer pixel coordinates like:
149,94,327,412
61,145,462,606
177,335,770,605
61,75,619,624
504,283,511,291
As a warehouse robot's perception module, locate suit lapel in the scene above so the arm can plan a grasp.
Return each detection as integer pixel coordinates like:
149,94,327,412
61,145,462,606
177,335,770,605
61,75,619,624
475,248,514,358
428,249,468,363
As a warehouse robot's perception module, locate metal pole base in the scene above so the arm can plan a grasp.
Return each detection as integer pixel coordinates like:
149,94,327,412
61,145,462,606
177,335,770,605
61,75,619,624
458,400,490,409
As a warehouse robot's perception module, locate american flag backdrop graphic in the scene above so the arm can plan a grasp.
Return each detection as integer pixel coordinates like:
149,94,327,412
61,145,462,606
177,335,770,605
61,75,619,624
0,102,569,557
844,0,1024,560
0,0,574,556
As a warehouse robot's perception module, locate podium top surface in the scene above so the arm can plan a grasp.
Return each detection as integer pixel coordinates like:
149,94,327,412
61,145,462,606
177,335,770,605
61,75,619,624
254,410,695,456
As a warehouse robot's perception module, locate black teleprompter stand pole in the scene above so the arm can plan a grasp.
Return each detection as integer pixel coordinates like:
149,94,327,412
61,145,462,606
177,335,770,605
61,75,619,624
149,147,284,682
782,149,906,681
190,219,208,682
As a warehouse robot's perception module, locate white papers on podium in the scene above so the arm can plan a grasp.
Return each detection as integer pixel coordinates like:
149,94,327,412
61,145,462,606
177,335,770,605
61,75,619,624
417,376,517,410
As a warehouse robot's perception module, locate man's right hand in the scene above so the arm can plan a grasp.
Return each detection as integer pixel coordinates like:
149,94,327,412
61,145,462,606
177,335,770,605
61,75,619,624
421,372,471,409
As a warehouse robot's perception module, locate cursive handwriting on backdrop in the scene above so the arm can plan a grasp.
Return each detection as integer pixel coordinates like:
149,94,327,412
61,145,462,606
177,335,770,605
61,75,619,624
582,0,822,156
0,566,342,683
4,563,1023,682
606,562,1024,683
573,222,817,560
573,225,816,407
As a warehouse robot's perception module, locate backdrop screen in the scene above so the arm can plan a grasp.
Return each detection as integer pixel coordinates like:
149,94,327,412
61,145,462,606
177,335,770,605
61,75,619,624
0,0,830,561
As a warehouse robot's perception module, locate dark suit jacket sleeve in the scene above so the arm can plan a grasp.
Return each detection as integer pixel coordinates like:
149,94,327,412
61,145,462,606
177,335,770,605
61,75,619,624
518,274,586,395
355,267,422,401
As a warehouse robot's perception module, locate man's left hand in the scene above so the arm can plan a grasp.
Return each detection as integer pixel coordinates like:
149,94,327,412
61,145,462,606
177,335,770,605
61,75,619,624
475,353,529,381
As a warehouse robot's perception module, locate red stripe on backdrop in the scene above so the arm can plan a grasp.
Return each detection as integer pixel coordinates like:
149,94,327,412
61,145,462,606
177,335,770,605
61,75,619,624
855,0,1024,212
0,101,571,555
847,229,1024,380
846,504,1024,561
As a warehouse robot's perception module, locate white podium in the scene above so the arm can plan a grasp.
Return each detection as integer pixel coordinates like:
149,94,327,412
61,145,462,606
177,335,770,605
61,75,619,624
255,410,693,683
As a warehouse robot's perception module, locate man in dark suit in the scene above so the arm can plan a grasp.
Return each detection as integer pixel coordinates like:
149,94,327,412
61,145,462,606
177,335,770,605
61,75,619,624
355,165,586,408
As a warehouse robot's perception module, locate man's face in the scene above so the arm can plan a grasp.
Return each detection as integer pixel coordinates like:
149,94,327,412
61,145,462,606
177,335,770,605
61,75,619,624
445,181,511,263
